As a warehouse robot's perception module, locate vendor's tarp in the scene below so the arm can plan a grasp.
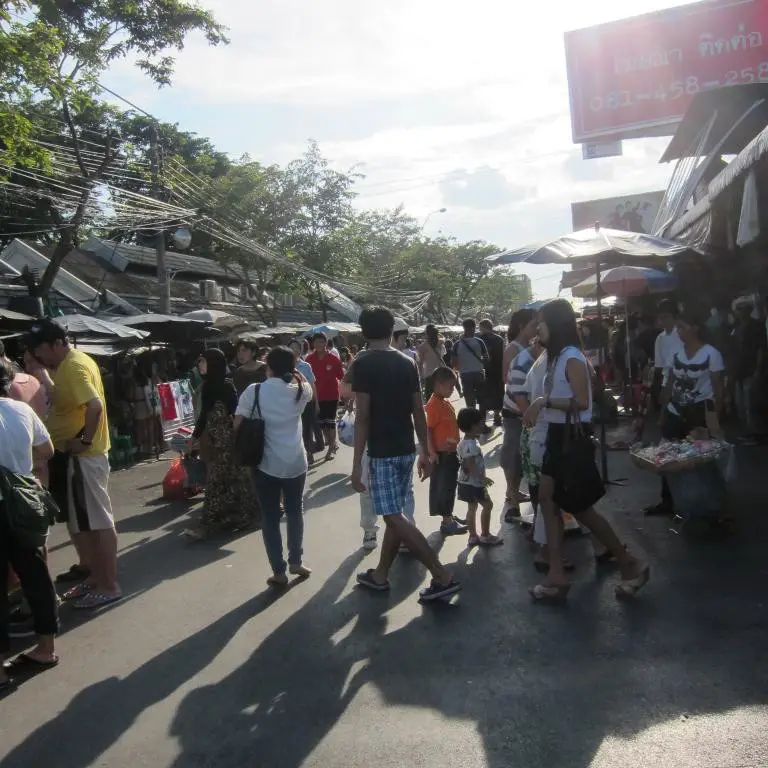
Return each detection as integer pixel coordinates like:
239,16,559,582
116,313,217,344
55,314,148,340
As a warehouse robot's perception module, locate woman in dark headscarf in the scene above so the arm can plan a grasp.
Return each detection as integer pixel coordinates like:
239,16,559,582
185,349,259,540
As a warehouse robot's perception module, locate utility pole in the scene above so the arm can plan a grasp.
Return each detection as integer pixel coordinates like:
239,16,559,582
149,125,170,314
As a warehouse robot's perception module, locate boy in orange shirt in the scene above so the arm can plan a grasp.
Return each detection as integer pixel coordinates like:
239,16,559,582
426,367,468,536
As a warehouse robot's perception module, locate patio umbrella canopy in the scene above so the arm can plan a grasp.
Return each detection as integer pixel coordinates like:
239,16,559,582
571,266,678,299
182,309,247,329
487,227,697,266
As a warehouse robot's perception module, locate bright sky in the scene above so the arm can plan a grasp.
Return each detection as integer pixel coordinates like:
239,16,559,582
101,0,696,299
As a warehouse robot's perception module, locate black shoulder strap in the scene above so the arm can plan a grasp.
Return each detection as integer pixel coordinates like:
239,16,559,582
461,338,483,364
249,383,262,419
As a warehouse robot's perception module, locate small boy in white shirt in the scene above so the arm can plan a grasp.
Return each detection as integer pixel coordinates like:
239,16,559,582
456,408,503,548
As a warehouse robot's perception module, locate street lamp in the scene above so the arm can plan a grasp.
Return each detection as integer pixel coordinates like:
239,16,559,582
420,207,447,231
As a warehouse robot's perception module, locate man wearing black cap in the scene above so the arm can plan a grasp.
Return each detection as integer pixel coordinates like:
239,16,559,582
25,319,121,609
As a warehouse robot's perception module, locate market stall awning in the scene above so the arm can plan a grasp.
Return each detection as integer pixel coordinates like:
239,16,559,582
666,124,768,244
660,83,768,162
0,308,35,331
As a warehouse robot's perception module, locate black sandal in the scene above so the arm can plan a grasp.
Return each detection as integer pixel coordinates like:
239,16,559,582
356,569,390,592
419,579,462,602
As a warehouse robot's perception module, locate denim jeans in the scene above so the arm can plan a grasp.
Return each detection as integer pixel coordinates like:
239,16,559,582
253,470,306,575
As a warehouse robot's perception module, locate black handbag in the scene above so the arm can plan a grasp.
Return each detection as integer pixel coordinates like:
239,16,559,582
552,409,605,515
0,467,59,549
234,384,266,468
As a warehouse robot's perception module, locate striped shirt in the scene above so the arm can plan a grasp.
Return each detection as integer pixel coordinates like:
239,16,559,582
503,346,535,415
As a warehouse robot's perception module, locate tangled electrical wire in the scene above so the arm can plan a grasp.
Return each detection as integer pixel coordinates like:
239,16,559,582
0,118,433,317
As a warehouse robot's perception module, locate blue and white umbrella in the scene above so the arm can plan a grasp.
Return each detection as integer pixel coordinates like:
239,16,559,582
571,265,678,299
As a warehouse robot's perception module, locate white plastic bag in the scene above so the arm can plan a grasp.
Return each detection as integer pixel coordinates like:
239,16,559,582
338,409,356,447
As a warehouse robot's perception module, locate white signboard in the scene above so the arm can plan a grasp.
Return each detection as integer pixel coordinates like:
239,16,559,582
582,141,623,160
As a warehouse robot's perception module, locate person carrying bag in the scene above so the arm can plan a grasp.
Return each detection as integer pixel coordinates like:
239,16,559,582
0,358,60,687
234,383,265,468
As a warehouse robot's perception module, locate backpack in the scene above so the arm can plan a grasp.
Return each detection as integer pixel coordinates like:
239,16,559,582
0,467,59,549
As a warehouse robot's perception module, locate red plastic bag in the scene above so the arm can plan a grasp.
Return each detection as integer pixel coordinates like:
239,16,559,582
162,458,188,500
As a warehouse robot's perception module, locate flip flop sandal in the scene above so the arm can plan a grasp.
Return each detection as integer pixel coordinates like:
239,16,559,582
72,592,123,610
356,569,390,591
419,579,462,602
478,535,504,546
61,582,92,601
467,536,480,548
6,653,59,673
529,583,570,602
615,565,650,600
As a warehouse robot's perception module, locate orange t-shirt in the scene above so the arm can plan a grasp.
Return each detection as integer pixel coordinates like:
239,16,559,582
426,395,460,452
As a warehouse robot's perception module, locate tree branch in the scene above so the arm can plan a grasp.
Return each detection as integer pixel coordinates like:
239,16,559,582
61,98,88,178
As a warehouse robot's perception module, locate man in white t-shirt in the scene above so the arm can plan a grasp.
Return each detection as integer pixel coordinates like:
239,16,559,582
653,300,684,408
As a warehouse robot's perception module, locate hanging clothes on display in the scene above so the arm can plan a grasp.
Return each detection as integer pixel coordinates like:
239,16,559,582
177,379,195,420
157,382,178,421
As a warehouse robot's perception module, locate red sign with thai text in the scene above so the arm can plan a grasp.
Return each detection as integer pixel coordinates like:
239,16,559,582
565,0,768,142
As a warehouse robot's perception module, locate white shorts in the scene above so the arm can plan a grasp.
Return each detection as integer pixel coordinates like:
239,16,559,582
67,454,115,534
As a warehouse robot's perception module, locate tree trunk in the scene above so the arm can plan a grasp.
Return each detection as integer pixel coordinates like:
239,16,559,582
39,225,75,299
317,282,328,322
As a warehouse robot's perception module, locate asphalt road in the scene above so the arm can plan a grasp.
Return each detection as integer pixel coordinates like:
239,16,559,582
2,425,768,768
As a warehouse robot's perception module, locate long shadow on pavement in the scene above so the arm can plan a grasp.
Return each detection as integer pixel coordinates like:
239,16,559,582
2,588,285,768
7,455,768,766
167,523,768,766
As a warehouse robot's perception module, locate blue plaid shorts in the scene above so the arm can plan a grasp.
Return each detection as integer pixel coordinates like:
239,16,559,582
368,454,416,516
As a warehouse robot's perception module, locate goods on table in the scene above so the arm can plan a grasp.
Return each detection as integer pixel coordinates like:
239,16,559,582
630,438,730,474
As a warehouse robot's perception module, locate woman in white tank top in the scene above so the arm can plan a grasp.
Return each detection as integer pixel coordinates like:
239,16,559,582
523,299,649,603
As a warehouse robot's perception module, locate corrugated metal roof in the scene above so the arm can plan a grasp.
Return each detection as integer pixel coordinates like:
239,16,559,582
82,237,247,283
666,124,768,242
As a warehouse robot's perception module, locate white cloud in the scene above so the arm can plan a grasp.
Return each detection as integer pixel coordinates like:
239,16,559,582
99,0,697,298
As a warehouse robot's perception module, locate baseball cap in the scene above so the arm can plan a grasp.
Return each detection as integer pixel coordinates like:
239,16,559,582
24,318,68,349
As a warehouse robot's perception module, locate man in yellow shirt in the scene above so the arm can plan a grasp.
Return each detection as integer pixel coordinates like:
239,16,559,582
25,320,121,609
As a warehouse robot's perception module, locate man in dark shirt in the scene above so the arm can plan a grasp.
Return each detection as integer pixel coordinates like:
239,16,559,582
352,306,461,602
733,301,766,440
478,318,505,428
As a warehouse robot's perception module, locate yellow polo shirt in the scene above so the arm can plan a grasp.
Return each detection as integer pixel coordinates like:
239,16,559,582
47,349,110,456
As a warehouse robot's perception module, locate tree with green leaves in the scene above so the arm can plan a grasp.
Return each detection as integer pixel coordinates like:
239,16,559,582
279,141,361,318
0,0,228,296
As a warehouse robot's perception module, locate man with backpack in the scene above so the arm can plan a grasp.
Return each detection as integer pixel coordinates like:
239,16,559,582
452,319,489,425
